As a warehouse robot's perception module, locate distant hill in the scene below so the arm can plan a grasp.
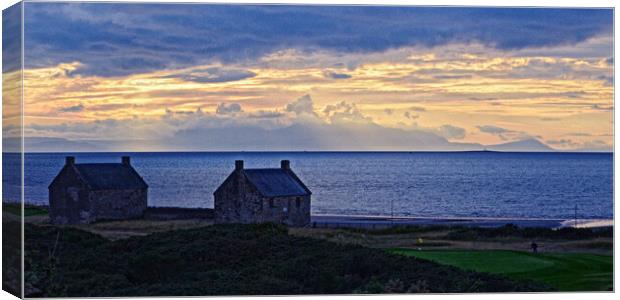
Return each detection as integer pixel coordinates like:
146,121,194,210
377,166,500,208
19,136,600,153
23,137,103,152
486,138,554,152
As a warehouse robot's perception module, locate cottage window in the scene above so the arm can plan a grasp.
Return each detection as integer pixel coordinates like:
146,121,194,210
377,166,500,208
269,198,274,208
296,197,301,208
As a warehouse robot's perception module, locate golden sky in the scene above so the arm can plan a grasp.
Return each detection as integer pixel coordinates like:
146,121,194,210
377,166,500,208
3,4,614,151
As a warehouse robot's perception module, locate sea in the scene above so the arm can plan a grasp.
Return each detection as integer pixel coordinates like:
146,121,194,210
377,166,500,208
2,151,614,220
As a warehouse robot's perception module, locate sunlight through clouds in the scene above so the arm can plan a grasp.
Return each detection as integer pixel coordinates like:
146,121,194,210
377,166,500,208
13,4,613,151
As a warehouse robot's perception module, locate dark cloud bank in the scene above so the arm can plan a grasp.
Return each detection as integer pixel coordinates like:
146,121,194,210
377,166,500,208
22,4,613,76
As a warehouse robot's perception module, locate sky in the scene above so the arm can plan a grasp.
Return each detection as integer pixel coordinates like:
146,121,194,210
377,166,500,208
3,3,614,151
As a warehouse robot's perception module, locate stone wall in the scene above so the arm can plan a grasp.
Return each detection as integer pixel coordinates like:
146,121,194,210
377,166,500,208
259,195,311,227
49,164,147,224
214,172,263,224
49,166,91,225
90,189,147,221
214,169,311,227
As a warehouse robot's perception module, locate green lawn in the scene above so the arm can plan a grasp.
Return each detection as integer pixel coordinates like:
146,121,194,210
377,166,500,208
389,249,613,292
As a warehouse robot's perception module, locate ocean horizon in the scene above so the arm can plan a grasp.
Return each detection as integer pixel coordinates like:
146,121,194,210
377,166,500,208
3,151,613,220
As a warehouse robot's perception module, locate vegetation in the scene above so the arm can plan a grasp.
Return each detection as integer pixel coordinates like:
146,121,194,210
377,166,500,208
442,224,613,240
390,249,613,291
24,223,549,297
346,224,613,240
3,221,22,297
3,203,49,217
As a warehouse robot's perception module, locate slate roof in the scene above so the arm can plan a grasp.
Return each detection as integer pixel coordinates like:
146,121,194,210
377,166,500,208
73,163,148,190
243,168,311,197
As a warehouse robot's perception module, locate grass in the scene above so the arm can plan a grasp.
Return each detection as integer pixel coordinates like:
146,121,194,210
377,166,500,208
24,223,548,297
389,249,613,292
3,221,22,297
345,224,613,240
3,203,48,216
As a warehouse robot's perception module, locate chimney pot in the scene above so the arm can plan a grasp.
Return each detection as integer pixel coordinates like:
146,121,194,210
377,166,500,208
122,156,131,165
281,160,290,170
66,156,75,165
235,160,244,170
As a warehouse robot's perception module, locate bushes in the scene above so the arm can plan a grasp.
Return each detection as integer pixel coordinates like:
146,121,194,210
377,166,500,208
24,223,549,297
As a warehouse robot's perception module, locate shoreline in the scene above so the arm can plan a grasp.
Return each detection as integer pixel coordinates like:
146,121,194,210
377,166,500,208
310,214,613,229
9,203,613,229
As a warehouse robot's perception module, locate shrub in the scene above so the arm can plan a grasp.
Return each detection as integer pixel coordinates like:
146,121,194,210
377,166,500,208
24,223,550,297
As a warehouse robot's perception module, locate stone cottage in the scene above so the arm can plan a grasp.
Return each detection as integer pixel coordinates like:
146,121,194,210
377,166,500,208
48,156,148,224
214,160,311,227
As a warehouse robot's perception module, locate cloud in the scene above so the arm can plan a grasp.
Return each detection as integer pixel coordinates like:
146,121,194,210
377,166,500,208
477,125,509,134
247,111,285,119
597,75,613,86
24,94,485,151
20,90,611,152
565,132,592,137
162,67,256,83
469,97,499,101
591,104,613,111
323,101,373,124
403,111,419,119
433,74,472,80
581,140,611,150
215,103,243,115
436,124,466,140
2,3,22,74
477,125,536,141
546,139,579,148
546,138,612,151
323,70,352,79
285,94,316,116
58,103,85,113
23,4,613,76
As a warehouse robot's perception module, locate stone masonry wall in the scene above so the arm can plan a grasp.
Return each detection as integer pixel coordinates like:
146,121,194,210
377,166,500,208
49,166,91,225
214,170,311,227
90,189,147,221
259,195,311,227
214,172,263,224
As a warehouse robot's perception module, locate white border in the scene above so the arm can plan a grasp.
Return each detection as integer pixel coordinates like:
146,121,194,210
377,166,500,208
0,1,617,300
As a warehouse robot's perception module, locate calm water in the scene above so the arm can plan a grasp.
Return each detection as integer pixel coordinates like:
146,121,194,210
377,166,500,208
3,152,614,219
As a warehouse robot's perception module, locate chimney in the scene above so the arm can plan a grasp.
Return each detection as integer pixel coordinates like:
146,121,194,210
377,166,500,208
122,156,131,165
66,156,75,165
235,160,244,171
281,160,290,170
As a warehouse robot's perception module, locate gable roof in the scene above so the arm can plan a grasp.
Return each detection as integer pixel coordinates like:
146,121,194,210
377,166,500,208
243,168,311,197
70,163,148,190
